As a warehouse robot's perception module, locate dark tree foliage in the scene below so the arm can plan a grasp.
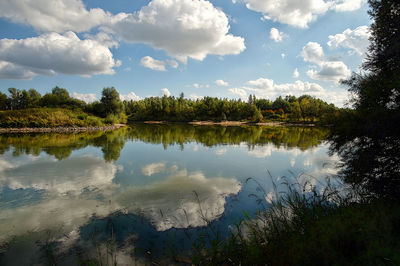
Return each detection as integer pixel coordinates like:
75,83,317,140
331,0,400,200
272,96,290,113
27,89,42,107
0,87,88,112
0,91,7,110
364,0,400,74
100,87,123,116
51,87,69,101
39,86,85,109
346,0,400,113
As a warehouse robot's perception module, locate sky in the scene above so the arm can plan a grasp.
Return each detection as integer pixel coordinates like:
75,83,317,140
0,0,371,106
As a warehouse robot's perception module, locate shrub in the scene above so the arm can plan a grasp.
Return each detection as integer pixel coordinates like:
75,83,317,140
104,113,127,125
77,113,88,120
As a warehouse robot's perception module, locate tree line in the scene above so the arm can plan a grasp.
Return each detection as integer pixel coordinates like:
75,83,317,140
1,86,340,123
0,86,126,124
125,94,340,123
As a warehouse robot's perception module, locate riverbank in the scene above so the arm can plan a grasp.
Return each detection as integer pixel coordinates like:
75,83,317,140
0,108,106,128
143,120,317,126
0,124,125,133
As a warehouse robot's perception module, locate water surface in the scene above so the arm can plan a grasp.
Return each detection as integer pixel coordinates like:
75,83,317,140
0,124,338,265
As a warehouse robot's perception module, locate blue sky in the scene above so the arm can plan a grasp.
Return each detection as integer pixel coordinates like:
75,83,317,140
0,0,371,106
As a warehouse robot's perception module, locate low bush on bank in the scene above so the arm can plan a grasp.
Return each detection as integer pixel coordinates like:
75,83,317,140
0,108,104,128
104,113,127,125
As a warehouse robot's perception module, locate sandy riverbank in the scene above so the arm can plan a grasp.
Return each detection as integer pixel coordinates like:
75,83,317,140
0,124,126,133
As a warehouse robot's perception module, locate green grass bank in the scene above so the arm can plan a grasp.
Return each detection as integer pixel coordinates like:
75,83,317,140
0,108,104,128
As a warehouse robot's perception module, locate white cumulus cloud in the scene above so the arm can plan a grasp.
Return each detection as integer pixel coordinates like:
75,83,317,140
243,0,331,28
238,0,365,28
327,25,370,56
301,41,351,83
230,77,349,106
333,0,366,12
306,61,351,82
160,88,171,97
140,56,166,71
0,0,112,33
229,88,248,99
215,79,229,86
105,0,246,62
71,92,97,103
270,28,286,42
0,32,120,79
120,92,142,101
190,94,204,100
247,78,324,96
0,61,37,80
301,42,325,64
84,32,119,48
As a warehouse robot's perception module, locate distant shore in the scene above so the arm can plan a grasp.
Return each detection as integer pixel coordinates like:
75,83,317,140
143,121,317,127
0,124,125,133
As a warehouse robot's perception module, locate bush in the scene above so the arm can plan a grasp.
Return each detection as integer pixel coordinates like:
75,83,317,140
271,114,281,120
77,113,88,120
104,113,127,125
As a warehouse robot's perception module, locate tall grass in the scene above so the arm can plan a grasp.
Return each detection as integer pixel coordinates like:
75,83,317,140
191,174,400,265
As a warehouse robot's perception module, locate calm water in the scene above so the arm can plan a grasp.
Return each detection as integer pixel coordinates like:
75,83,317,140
0,124,338,265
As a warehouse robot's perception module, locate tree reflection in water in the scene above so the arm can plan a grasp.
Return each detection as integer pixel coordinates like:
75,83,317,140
0,124,330,161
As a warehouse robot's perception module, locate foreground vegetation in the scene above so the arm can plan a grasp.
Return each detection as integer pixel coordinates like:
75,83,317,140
192,180,400,265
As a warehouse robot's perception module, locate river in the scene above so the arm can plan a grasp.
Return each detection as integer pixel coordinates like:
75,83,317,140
0,124,339,265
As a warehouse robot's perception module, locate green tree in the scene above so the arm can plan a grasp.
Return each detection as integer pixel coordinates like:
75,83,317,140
52,87,70,103
289,101,302,121
8,88,21,110
272,96,290,113
27,89,41,107
0,91,7,110
248,94,256,105
40,93,60,107
100,87,122,116
250,105,263,122
285,95,297,103
19,90,30,109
